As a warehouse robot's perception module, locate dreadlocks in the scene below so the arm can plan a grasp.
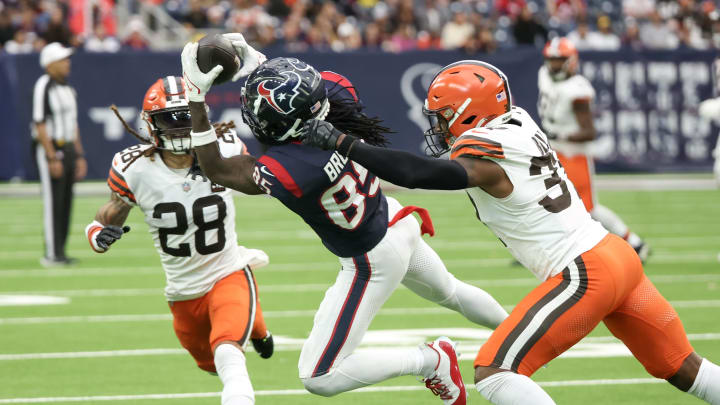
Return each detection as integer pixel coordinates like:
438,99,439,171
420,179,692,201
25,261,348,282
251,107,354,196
323,79,394,147
109,104,237,172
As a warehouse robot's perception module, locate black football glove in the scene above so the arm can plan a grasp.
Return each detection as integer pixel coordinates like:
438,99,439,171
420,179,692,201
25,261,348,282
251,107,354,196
96,225,131,250
301,119,343,150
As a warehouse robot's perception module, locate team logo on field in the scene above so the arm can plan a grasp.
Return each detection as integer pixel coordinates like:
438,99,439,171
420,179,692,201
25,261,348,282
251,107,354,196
257,71,303,115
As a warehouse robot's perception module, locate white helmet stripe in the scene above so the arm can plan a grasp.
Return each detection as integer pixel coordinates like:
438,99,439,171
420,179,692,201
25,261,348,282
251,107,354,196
166,75,179,102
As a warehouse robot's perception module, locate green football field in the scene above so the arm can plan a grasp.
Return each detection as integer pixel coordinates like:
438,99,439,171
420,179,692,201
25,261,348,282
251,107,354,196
0,186,718,404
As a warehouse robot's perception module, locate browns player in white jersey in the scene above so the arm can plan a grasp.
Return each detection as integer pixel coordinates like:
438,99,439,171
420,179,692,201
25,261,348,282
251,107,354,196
538,37,649,262
84,76,272,405
302,60,720,404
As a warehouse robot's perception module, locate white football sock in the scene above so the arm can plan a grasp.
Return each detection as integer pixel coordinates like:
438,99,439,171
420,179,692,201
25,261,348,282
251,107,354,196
591,204,643,246
214,344,254,405
440,279,509,329
301,347,435,397
688,358,720,404
476,371,555,405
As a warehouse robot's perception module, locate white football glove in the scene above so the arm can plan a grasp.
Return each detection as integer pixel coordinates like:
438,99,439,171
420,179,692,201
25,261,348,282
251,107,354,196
222,33,267,81
181,42,224,102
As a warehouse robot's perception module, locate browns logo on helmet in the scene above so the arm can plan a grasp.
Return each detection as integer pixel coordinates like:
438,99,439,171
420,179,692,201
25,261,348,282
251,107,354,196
543,37,579,81
141,76,193,154
423,60,512,157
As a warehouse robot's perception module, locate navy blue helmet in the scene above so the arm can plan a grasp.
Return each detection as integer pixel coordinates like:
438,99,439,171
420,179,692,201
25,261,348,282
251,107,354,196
241,57,328,145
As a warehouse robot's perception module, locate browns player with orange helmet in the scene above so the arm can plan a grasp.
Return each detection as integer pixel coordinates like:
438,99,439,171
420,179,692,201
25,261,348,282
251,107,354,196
84,75,275,405
302,60,720,405
539,37,650,262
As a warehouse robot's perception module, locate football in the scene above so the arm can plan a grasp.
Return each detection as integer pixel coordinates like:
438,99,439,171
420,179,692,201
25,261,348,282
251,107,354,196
196,34,241,85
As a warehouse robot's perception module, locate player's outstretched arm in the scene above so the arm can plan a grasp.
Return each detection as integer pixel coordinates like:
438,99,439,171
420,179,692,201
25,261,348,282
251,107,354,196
302,119,510,195
188,101,264,195
86,193,132,253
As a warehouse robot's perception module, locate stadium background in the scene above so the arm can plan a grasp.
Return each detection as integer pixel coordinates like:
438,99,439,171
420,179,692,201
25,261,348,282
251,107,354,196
1,0,719,180
1,1,720,405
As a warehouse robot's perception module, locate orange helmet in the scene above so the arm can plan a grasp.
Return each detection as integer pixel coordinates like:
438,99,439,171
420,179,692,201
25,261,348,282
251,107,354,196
543,37,579,81
423,60,512,156
141,76,193,153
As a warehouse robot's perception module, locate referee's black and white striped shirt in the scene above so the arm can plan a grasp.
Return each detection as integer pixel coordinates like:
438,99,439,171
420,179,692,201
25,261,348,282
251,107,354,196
32,74,78,143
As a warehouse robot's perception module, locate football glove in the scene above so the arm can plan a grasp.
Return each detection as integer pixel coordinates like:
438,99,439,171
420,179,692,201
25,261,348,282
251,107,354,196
86,220,131,253
181,42,224,103
301,119,344,151
222,33,267,81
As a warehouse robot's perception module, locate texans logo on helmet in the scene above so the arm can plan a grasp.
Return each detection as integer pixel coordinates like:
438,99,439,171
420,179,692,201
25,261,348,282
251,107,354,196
257,71,303,115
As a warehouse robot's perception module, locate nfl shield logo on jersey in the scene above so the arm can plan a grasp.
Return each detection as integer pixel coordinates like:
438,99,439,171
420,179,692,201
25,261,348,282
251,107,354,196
182,181,191,192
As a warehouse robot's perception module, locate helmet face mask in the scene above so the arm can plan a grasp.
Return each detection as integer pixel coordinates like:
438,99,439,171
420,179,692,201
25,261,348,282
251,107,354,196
241,57,328,146
142,76,193,154
422,104,453,157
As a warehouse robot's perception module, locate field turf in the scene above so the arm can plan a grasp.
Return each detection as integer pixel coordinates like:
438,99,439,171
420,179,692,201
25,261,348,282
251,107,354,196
0,187,718,404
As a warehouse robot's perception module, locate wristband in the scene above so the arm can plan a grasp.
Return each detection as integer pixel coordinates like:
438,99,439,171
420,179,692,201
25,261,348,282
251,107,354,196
191,127,217,147
337,134,357,157
85,220,106,253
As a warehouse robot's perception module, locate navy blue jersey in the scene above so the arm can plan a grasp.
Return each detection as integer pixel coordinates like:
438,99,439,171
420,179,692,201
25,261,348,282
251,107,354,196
253,142,388,257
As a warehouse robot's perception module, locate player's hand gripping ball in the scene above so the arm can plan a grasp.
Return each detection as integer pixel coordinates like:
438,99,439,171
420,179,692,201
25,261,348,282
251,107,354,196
196,34,241,85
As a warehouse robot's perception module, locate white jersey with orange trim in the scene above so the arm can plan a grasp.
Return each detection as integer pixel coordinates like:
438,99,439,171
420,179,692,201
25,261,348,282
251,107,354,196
450,107,608,281
537,65,595,157
107,130,268,301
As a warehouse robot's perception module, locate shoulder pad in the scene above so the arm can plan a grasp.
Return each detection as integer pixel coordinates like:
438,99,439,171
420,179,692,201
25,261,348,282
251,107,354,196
450,129,505,160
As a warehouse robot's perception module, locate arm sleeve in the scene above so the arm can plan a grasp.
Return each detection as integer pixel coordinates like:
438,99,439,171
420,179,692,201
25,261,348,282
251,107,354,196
346,141,468,190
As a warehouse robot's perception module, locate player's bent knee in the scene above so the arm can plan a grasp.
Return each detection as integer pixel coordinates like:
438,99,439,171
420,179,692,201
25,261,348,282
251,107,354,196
301,374,340,397
474,365,505,384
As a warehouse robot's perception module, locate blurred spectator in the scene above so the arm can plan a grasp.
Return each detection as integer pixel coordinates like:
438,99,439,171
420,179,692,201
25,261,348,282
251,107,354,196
547,0,585,27
496,0,526,18
566,19,594,49
43,7,73,46
623,0,655,18
441,10,474,49
4,30,34,54
84,26,121,53
640,11,679,49
622,18,644,50
184,0,209,29
513,6,548,46
465,24,498,54
122,18,148,50
0,10,15,47
592,15,621,50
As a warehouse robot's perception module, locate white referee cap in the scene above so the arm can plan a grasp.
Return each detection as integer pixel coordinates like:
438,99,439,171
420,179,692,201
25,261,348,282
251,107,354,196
40,42,74,68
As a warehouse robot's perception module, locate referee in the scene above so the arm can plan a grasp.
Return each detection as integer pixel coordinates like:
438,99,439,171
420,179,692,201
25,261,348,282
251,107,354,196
33,42,87,266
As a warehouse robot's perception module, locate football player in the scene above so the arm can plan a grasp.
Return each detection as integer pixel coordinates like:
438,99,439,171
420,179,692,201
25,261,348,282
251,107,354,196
301,60,720,404
85,74,273,405
538,37,650,262
182,40,509,405
697,57,720,188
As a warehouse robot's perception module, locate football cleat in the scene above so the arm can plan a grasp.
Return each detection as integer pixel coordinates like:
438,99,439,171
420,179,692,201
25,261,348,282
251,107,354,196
423,337,467,405
251,331,274,359
634,242,651,264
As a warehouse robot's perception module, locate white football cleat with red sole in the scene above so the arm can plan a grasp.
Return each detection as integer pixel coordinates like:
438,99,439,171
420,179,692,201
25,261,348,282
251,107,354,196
423,336,467,405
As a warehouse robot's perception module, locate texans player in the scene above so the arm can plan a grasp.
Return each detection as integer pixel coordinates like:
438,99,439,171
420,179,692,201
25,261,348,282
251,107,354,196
538,37,649,262
85,73,273,405
181,40,508,405
301,60,720,404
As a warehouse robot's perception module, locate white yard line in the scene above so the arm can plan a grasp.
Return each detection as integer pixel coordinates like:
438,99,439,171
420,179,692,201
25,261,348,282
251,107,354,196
0,377,669,403
0,299,718,325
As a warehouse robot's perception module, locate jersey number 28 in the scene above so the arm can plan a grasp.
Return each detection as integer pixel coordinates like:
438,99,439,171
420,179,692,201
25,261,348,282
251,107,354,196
152,195,226,257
